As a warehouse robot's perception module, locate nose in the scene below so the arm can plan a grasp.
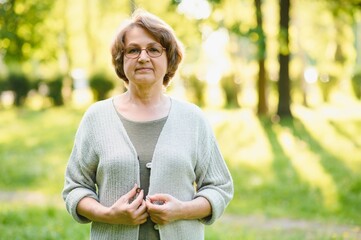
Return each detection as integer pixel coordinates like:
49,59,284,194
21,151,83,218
138,49,150,61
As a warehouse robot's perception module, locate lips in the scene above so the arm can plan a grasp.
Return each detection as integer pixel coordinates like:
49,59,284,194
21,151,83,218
135,67,153,71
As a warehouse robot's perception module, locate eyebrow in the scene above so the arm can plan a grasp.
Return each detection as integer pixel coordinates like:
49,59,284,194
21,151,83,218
125,42,161,48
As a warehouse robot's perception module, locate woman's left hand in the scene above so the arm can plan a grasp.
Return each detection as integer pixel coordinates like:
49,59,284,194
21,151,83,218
145,194,184,224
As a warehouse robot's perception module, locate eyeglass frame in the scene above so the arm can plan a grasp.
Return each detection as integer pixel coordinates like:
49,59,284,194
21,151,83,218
122,45,166,59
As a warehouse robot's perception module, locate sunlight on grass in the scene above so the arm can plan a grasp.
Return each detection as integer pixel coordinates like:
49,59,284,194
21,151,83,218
0,108,83,192
273,124,340,211
294,105,361,173
0,203,90,240
211,109,274,184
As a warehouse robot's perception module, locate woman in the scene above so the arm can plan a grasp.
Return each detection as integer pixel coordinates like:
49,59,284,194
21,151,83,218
62,9,233,240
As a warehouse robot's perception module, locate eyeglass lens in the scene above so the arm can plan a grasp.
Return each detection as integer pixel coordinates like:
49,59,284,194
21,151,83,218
124,45,164,58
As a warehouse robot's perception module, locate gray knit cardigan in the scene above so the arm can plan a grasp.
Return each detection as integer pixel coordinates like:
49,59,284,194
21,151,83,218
62,97,234,240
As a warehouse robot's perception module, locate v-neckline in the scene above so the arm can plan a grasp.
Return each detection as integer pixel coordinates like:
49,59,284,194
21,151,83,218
110,96,174,158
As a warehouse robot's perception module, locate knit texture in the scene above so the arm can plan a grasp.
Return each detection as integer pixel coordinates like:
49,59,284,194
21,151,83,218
62,97,234,240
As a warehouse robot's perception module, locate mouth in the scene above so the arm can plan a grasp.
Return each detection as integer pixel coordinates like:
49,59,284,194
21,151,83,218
136,67,153,72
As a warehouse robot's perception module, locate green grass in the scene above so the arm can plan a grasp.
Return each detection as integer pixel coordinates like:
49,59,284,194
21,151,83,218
0,108,83,193
0,204,90,240
1,103,361,239
212,106,361,226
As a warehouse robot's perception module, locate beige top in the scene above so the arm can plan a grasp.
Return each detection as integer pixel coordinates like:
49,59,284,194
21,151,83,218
118,112,167,240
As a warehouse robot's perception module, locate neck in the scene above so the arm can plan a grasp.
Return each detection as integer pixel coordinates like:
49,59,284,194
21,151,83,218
126,84,165,106
116,89,170,122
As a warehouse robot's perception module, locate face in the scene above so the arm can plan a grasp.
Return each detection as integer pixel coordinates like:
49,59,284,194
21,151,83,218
123,27,168,88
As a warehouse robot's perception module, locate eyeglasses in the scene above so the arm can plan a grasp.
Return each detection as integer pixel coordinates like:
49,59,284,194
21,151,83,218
123,44,166,59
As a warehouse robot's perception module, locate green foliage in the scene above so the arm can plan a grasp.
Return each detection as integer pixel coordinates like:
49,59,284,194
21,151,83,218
7,71,30,106
0,75,9,92
47,75,64,106
0,0,55,63
318,75,339,102
89,72,115,101
183,74,206,107
220,73,240,108
351,71,361,99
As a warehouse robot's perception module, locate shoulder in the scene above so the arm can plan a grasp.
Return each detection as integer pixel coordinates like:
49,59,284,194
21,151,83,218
170,97,205,119
170,97,212,133
79,98,114,128
86,98,113,114
83,98,113,118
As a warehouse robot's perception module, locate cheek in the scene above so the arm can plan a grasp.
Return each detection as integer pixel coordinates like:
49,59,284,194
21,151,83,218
161,58,168,73
123,60,133,75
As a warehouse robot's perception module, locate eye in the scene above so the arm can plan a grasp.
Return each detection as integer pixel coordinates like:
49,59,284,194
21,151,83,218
126,47,140,54
148,46,162,53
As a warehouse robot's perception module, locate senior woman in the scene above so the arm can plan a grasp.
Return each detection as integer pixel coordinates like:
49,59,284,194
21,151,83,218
62,9,233,240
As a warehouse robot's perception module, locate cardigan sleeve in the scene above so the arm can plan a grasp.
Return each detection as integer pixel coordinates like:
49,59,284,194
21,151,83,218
194,118,234,225
62,110,100,224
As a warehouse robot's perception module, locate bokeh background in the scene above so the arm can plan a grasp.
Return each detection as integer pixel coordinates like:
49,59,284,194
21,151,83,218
1,0,361,239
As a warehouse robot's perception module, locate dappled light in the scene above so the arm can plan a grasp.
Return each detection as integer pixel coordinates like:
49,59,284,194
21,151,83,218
294,105,361,173
213,109,274,182
273,124,340,210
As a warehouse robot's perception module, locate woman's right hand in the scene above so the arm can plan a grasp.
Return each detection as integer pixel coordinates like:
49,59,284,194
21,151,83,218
107,184,148,225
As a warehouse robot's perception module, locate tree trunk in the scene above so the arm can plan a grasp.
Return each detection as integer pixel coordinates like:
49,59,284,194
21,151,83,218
85,0,97,69
277,0,292,117
255,0,268,116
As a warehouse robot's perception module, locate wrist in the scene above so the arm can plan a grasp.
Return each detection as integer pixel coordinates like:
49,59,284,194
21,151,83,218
181,201,192,220
182,197,212,220
103,206,117,224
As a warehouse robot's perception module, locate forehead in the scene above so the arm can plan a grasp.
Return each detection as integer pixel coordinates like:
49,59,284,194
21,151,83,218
124,26,159,46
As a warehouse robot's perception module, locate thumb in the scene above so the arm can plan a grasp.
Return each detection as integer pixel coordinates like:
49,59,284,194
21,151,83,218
125,184,141,202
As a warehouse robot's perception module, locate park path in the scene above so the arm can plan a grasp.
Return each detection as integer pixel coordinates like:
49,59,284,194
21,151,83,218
220,214,361,239
1,191,361,239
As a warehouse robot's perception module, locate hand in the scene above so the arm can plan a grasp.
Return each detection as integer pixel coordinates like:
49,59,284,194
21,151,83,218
107,184,148,225
146,194,184,225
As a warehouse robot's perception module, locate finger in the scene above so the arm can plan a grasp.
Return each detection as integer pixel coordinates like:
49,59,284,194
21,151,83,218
149,214,164,225
135,199,147,213
138,207,149,219
129,189,144,207
134,201,148,223
146,200,164,215
147,194,168,205
123,184,138,198
138,212,148,224
145,197,157,209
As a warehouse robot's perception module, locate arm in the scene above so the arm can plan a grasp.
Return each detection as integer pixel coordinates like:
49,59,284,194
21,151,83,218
193,119,234,225
181,196,211,220
76,185,148,225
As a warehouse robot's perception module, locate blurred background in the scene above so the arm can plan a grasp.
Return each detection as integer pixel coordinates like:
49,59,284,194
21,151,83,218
1,0,361,239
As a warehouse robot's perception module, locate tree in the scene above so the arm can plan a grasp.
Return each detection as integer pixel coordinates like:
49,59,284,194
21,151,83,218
277,0,292,117
7,71,30,106
254,0,268,116
89,72,115,101
0,0,54,63
320,0,360,102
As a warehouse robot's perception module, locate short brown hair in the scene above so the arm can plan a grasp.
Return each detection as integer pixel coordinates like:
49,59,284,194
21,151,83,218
110,9,184,87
